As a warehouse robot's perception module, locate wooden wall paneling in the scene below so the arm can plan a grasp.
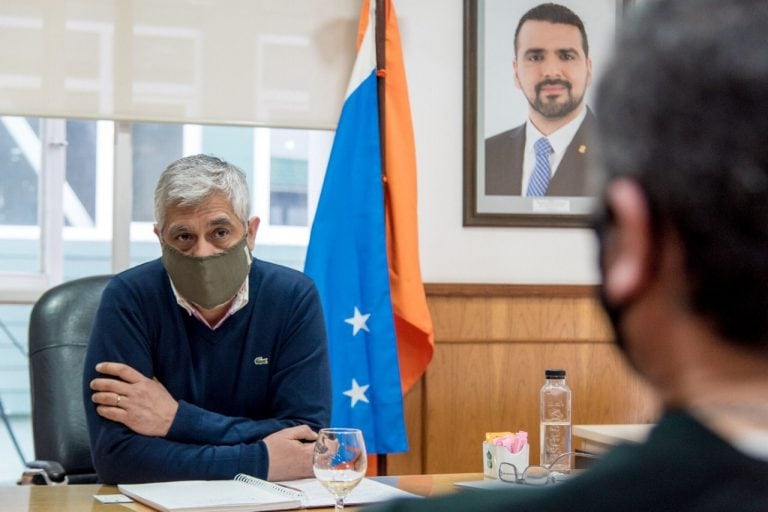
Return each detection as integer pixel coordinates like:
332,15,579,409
427,292,612,343
422,341,658,473
386,284,660,476
388,379,424,475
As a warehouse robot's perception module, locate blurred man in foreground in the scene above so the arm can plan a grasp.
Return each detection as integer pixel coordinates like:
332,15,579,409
370,0,768,509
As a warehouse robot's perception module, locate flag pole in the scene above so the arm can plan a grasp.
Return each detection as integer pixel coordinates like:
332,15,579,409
376,0,387,177
375,0,388,477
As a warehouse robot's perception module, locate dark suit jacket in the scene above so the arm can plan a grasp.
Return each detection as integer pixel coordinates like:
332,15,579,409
484,109,596,197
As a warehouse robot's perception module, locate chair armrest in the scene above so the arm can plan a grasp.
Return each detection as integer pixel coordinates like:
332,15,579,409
19,460,68,485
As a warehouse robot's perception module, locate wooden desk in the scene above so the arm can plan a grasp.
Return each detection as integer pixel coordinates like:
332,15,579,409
573,424,653,454
1,473,483,512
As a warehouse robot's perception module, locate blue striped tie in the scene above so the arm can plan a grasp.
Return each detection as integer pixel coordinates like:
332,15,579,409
526,137,553,197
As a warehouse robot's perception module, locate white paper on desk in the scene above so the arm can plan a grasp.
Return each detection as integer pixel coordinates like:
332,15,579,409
93,494,134,503
455,474,575,491
277,478,420,508
454,479,524,491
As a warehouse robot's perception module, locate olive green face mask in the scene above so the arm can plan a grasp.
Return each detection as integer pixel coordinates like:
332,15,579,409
161,236,252,310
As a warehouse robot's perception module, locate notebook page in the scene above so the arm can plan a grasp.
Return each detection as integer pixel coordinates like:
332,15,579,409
277,478,420,508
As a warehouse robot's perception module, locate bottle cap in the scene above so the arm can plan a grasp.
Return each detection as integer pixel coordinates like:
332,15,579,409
545,369,566,379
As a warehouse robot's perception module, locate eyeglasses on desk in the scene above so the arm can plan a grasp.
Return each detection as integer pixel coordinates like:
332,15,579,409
498,451,599,486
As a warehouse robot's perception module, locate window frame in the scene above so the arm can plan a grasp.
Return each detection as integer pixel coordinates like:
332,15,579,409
1,117,328,303
0,118,65,303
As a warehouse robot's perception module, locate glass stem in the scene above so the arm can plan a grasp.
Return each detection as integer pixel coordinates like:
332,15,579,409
335,497,344,512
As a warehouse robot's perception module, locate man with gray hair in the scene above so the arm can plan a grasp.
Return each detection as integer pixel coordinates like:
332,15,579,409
83,154,330,483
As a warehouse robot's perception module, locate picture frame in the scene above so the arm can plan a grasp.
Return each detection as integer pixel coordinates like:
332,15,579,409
463,0,627,227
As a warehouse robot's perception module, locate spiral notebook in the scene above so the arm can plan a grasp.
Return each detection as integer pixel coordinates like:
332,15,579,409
118,473,304,512
118,474,419,512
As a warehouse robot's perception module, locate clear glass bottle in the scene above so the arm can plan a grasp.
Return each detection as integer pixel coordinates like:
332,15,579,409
540,368,572,471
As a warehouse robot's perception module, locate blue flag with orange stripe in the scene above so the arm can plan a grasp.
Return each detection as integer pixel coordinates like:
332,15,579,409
303,0,407,454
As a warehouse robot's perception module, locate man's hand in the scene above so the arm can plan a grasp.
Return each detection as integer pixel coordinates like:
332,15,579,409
264,425,318,481
90,362,179,437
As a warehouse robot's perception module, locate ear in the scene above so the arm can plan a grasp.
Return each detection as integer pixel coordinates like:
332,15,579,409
601,179,653,306
153,224,162,241
513,59,522,90
586,57,593,88
246,216,260,250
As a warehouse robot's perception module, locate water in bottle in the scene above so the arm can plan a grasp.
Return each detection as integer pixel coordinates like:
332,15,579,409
540,368,572,471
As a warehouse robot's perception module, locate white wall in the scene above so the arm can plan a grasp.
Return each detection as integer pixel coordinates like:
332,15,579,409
396,0,599,284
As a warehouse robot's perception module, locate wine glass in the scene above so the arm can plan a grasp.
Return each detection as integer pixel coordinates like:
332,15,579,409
313,428,367,512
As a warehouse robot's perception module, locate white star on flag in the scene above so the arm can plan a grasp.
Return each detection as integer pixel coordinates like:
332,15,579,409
342,378,370,408
344,306,371,336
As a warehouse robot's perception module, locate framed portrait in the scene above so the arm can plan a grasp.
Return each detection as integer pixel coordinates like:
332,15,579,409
463,0,628,227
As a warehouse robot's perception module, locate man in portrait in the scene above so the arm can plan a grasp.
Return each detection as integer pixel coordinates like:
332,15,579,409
485,3,594,197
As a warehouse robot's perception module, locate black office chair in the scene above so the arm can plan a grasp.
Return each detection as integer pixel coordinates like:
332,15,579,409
20,275,112,485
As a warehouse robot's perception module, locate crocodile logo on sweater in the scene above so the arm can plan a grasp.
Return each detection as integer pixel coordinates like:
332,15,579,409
253,356,269,366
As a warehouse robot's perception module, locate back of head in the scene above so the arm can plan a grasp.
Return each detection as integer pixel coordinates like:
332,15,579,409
153,154,250,230
596,0,768,350
514,3,589,57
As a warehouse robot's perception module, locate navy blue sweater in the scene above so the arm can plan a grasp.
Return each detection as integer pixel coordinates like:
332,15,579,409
82,258,331,484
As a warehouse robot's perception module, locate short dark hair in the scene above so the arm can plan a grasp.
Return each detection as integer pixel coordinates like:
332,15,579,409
595,0,768,350
514,3,589,57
